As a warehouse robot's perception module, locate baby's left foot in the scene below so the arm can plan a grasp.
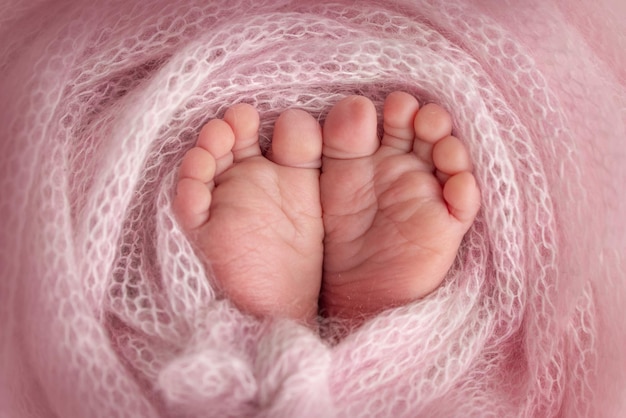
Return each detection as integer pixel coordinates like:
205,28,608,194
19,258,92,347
320,92,481,319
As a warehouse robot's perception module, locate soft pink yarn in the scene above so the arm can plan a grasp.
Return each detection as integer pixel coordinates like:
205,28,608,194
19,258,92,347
1,0,624,417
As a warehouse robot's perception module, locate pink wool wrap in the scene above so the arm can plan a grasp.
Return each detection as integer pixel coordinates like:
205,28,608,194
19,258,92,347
1,0,625,417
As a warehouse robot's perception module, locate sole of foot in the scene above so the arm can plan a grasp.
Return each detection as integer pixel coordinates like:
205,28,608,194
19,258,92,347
320,92,480,321
173,103,325,324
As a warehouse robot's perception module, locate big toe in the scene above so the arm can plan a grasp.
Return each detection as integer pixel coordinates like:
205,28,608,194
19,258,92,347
322,95,379,159
269,109,323,169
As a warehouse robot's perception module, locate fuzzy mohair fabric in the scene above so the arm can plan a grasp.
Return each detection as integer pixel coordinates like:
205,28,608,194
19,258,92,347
0,0,625,417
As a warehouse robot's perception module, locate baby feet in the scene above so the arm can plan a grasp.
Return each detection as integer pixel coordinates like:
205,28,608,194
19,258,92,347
173,104,324,322
173,92,480,324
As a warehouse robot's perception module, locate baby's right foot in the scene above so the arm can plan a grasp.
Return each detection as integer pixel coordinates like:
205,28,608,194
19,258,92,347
173,104,324,323
320,92,480,320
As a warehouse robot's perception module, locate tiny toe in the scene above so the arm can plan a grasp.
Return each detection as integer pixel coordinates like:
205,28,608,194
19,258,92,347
382,91,420,152
432,135,472,175
223,103,261,162
197,119,235,175
443,171,481,224
323,95,379,159
179,147,216,184
414,103,453,143
413,103,452,164
270,109,322,169
173,178,212,230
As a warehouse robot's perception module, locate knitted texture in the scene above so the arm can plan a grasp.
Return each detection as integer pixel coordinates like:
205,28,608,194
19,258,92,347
0,0,625,417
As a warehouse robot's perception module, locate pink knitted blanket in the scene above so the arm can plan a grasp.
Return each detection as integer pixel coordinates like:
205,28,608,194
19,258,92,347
1,0,625,416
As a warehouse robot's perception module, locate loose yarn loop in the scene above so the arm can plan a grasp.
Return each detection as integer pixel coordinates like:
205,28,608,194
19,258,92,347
0,0,624,417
